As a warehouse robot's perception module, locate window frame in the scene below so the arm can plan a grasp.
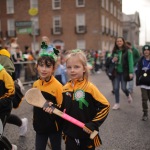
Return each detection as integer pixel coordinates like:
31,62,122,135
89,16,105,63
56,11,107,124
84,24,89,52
76,14,86,33
30,0,38,8
7,19,15,37
52,0,61,10
76,0,85,7
53,16,62,34
6,0,14,14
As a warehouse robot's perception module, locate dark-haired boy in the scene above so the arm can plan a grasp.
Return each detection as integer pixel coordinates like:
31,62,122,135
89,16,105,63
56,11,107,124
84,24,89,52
136,45,150,121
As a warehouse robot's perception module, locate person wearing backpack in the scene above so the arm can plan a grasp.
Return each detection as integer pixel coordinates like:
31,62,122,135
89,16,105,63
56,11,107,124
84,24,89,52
111,37,134,110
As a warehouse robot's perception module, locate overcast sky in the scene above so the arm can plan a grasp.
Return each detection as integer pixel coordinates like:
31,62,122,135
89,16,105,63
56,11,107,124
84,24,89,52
122,0,150,45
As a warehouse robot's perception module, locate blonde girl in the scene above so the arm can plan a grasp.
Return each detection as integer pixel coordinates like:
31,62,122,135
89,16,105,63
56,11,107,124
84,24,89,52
45,49,110,150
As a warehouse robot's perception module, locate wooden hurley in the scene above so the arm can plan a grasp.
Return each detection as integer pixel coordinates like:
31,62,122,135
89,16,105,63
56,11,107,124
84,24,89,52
25,88,98,139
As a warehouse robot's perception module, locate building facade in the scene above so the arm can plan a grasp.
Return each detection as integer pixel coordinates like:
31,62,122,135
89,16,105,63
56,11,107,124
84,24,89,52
0,0,122,52
122,12,141,47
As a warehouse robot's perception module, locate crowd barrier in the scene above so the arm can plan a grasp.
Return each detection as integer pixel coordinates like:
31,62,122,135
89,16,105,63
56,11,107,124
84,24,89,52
13,61,37,85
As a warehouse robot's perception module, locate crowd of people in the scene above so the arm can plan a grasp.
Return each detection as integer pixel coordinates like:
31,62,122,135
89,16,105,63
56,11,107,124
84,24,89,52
0,38,28,150
0,35,150,149
104,37,150,122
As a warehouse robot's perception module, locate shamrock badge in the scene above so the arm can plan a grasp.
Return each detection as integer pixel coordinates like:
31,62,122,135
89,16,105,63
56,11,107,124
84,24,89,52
74,90,89,109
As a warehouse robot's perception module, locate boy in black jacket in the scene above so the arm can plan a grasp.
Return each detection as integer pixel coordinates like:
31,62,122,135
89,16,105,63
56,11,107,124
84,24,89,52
136,45,150,121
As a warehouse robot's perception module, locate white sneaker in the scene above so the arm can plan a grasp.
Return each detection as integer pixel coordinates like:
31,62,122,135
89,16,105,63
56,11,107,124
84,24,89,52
16,79,25,92
19,118,28,136
96,70,101,74
112,103,120,110
12,144,17,150
128,94,133,103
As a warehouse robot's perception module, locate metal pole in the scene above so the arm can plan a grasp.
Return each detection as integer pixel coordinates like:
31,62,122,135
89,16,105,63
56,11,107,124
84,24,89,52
32,17,36,54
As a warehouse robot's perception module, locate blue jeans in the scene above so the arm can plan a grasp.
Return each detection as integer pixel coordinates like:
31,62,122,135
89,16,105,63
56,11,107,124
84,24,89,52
114,73,129,103
35,132,62,150
127,67,136,93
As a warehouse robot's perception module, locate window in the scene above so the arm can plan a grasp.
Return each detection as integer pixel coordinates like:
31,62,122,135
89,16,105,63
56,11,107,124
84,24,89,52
52,0,61,9
113,23,117,36
118,9,122,21
110,21,113,36
76,0,85,7
7,19,15,36
6,0,14,14
53,16,61,34
114,6,116,17
117,9,119,20
101,15,105,33
106,17,109,34
101,0,105,8
77,40,85,50
76,14,86,33
102,41,105,50
30,0,38,8
110,2,113,14
106,0,109,11
101,15,105,26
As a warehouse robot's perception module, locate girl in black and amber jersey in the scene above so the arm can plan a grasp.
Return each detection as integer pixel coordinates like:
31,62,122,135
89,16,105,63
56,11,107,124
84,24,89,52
45,49,110,150
32,42,63,150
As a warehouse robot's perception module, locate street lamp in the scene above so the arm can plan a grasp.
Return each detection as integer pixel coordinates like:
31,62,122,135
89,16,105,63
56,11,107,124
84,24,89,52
28,8,38,52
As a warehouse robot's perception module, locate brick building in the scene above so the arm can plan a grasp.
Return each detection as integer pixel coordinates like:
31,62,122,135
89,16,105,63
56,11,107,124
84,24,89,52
0,0,122,52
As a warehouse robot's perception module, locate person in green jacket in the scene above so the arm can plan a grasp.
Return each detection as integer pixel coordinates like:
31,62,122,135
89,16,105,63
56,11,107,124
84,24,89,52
126,41,140,94
111,37,134,110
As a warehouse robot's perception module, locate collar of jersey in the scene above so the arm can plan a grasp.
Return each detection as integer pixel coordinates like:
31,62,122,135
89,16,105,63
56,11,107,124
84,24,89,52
39,75,53,85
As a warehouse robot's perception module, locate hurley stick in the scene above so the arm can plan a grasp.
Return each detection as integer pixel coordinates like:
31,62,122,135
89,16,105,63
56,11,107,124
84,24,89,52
25,88,98,139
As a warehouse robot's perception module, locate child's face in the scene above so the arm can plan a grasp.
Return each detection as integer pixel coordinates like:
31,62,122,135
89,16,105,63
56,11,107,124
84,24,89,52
143,49,150,57
66,56,85,81
37,61,54,81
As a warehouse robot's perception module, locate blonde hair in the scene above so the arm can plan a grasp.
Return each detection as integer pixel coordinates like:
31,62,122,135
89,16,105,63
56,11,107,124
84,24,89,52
66,49,89,80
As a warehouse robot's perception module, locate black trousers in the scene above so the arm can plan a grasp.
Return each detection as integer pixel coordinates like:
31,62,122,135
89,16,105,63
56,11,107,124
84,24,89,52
0,113,12,150
7,114,22,127
141,88,150,114
35,131,62,150
65,136,95,150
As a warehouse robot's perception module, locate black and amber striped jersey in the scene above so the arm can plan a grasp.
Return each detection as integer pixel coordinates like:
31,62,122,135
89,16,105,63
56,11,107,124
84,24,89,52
0,65,14,114
62,79,110,140
32,75,63,134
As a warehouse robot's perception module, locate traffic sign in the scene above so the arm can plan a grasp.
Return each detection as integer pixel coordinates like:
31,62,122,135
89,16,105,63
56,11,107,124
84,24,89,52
15,21,32,27
16,27,32,34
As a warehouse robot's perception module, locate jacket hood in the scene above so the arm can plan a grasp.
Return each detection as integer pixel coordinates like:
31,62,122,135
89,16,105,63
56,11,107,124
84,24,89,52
0,49,10,58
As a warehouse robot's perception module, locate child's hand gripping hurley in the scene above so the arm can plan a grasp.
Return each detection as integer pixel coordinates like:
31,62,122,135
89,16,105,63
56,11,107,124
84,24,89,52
24,88,98,139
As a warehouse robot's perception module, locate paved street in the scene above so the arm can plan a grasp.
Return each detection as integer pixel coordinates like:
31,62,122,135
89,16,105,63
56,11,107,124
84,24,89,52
4,71,150,150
